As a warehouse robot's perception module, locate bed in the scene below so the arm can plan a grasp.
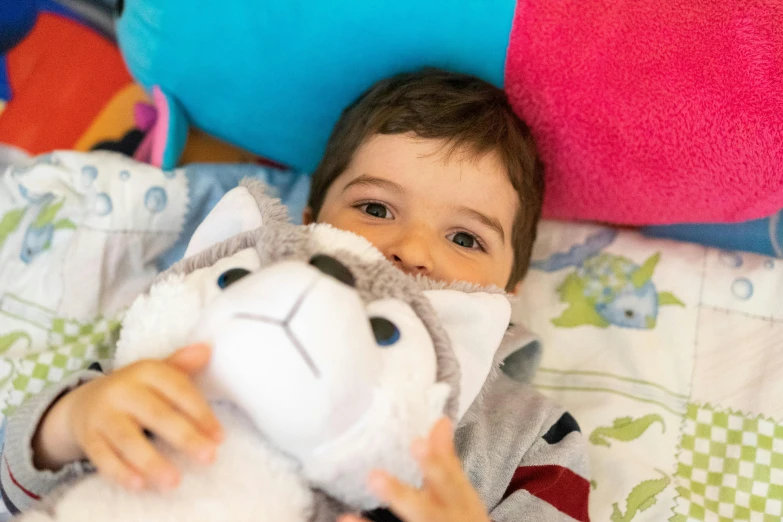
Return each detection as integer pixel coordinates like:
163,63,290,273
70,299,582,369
1,152,781,521
1,2,781,521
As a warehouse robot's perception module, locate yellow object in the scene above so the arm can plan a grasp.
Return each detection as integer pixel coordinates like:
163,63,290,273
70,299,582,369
179,128,263,165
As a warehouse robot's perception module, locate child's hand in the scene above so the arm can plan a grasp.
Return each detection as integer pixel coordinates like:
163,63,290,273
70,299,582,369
33,344,223,491
340,418,491,522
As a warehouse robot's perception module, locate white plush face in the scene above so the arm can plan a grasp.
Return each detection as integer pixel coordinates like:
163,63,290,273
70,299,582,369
120,242,446,438
116,240,451,508
115,185,512,508
190,257,444,457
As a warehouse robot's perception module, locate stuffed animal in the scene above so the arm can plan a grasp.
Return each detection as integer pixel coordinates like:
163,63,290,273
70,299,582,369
18,179,513,522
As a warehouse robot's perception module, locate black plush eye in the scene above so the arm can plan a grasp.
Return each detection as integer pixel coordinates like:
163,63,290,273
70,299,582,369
624,310,635,318
115,0,124,17
309,255,356,287
217,268,250,289
370,317,400,347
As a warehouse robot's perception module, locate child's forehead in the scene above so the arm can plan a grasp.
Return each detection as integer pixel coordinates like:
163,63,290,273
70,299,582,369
348,133,508,182
344,133,518,211
357,132,504,166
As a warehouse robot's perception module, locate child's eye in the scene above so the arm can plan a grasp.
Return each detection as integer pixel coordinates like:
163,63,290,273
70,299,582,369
360,202,392,219
448,232,484,251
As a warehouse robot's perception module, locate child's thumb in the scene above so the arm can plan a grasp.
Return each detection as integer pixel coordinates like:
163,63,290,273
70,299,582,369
166,343,211,374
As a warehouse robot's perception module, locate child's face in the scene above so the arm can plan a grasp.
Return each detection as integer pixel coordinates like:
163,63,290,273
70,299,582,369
307,133,518,289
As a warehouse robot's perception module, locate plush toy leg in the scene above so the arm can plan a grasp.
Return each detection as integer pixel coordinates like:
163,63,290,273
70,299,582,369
136,86,189,169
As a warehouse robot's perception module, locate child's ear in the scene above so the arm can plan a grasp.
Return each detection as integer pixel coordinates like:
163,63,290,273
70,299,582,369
183,186,263,259
302,206,314,225
423,290,512,419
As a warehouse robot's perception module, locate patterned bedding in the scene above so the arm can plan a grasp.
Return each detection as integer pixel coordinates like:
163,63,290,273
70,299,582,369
1,153,782,521
515,222,783,521
0,151,306,417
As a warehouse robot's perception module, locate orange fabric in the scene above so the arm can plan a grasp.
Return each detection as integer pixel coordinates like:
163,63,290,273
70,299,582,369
74,84,149,152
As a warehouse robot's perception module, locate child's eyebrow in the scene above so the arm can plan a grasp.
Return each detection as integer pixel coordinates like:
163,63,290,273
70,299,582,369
454,206,506,244
342,174,405,195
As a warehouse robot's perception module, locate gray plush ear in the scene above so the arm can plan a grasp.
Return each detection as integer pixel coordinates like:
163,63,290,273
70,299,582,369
183,178,289,259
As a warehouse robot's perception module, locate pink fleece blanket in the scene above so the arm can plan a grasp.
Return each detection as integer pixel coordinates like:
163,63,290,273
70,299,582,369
506,0,783,225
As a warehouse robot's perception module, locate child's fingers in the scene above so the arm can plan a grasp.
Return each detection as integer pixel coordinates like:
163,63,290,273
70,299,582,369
126,389,217,464
82,433,144,491
427,418,462,477
414,418,467,504
416,448,463,506
368,470,433,522
165,343,212,374
428,417,456,458
138,361,223,442
100,416,180,490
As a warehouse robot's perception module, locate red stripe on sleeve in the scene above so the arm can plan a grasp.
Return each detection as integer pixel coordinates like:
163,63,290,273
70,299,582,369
503,465,590,522
4,457,41,500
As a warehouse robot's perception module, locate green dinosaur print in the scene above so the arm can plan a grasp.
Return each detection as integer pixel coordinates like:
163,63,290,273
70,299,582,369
0,208,25,250
590,414,666,448
610,469,670,522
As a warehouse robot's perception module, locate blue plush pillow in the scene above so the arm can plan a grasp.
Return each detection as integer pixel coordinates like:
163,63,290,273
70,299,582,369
115,0,516,171
642,212,783,259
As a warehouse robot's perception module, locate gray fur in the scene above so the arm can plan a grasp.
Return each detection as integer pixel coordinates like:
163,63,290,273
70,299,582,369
159,181,465,420
241,178,291,226
414,276,506,295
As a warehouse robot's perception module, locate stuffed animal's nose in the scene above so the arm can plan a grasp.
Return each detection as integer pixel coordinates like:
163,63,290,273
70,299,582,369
309,255,356,287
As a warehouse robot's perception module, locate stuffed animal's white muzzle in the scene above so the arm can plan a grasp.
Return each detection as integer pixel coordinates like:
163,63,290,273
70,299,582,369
189,258,384,458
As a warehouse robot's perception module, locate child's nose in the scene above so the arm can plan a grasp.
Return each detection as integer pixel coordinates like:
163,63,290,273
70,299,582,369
386,229,434,276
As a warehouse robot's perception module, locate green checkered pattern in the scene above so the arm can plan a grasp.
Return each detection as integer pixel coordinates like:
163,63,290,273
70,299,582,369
1,316,120,416
673,404,783,522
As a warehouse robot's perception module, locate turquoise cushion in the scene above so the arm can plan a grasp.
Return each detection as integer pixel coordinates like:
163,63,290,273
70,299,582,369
116,0,515,172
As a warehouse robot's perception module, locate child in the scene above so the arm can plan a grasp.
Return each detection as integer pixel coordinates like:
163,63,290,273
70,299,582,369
1,70,590,522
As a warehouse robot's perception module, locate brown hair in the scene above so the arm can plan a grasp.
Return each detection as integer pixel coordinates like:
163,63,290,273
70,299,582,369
308,68,545,290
